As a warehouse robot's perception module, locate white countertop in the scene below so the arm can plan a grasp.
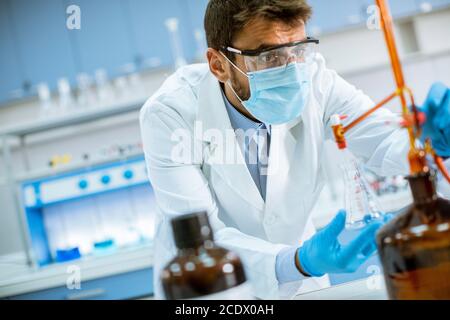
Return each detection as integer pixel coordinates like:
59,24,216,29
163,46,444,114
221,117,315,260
1,245,389,300
294,275,388,300
0,245,153,298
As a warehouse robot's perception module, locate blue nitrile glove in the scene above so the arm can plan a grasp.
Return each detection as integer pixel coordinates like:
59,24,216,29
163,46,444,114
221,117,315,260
418,82,450,158
297,210,383,277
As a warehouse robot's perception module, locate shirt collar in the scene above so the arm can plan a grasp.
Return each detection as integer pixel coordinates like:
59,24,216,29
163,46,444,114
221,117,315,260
221,87,271,134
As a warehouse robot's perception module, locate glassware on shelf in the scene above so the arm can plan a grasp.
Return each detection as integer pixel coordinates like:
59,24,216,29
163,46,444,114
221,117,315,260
113,76,129,101
165,17,187,69
94,69,114,104
76,73,97,108
37,82,53,118
121,63,144,98
57,78,74,113
340,152,383,229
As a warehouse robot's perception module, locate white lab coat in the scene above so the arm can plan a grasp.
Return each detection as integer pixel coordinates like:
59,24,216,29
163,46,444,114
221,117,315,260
140,54,450,300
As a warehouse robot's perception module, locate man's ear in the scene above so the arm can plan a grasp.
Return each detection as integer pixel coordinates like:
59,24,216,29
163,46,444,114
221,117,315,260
207,48,229,83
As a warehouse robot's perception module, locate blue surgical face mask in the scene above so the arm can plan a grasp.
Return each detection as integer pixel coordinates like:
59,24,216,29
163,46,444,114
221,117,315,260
222,53,311,125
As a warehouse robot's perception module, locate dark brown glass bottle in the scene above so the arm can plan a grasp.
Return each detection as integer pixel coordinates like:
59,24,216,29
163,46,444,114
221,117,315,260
377,171,450,299
161,212,250,299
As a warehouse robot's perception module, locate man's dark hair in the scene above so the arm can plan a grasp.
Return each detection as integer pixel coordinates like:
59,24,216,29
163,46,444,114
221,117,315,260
204,0,312,58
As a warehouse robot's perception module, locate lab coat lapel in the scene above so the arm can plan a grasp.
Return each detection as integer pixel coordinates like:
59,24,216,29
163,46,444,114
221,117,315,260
197,73,265,211
265,119,300,217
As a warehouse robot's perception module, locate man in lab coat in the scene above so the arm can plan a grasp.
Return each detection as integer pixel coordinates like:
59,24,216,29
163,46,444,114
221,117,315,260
140,0,450,299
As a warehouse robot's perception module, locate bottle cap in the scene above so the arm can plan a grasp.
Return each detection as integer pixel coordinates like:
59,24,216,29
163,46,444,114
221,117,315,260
171,211,214,249
330,114,341,126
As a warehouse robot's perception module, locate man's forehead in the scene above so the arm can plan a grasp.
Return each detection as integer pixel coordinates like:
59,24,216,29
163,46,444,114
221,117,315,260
233,18,306,51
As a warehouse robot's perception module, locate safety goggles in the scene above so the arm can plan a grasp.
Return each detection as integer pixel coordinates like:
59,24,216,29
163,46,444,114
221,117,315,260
222,37,319,72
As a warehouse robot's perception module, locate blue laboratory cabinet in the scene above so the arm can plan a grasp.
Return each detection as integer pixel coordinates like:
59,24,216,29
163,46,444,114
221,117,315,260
389,0,421,17
125,0,200,69
358,0,419,18
7,0,78,93
6,155,157,300
308,0,368,34
183,0,210,60
185,0,210,32
1,0,450,106
417,0,450,10
308,0,450,35
68,0,135,78
0,1,24,103
20,155,155,266
7,267,154,300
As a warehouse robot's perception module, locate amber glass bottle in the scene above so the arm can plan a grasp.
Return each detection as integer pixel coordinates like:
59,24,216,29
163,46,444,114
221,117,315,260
161,212,250,299
377,171,450,299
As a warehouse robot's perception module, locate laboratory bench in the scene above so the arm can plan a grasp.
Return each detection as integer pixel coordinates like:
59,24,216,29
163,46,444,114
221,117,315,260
0,246,154,300
295,275,388,300
0,243,388,300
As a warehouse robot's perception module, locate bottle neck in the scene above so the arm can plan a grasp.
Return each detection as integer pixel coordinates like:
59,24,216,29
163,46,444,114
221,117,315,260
177,240,214,256
407,171,438,205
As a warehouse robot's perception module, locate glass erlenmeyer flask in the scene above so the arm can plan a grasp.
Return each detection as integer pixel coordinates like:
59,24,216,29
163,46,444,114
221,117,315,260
340,155,383,229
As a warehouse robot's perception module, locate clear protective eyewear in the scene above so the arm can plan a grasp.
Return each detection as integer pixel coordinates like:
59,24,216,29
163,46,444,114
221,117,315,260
223,37,319,72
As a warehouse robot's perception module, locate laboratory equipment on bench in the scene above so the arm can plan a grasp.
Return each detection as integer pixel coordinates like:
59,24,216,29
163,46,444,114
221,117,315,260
330,0,450,300
45,204,82,262
90,196,117,255
19,155,157,267
48,154,73,168
339,152,382,229
368,174,409,197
